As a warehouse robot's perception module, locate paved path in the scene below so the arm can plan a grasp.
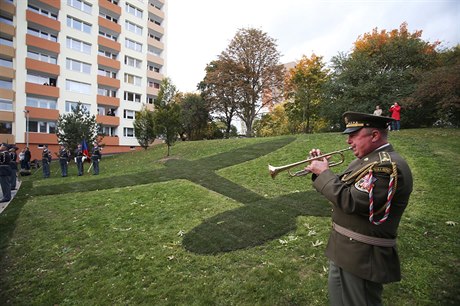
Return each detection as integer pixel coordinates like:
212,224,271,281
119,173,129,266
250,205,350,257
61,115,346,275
0,179,21,214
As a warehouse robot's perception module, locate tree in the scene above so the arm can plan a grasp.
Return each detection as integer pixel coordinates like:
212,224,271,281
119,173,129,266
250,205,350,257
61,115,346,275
56,102,99,152
200,60,240,138
284,54,329,133
253,103,289,137
219,28,285,137
133,107,156,150
323,23,439,129
403,45,460,127
179,93,210,140
153,78,182,156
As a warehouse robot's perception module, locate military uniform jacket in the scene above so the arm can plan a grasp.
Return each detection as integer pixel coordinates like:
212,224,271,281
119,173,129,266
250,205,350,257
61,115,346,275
91,147,101,161
312,144,413,283
0,150,12,176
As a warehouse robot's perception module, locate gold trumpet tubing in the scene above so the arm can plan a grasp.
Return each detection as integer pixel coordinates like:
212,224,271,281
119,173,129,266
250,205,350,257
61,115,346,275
268,147,352,179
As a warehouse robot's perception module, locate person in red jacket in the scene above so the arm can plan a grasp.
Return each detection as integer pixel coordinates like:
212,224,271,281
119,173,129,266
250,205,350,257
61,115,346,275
389,102,401,131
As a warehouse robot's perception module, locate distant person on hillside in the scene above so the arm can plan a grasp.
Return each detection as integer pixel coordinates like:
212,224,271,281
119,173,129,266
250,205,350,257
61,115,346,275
373,105,383,116
41,145,51,178
74,144,84,176
91,142,102,175
389,102,401,131
0,143,12,202
305,111,413,306
24,147,31,170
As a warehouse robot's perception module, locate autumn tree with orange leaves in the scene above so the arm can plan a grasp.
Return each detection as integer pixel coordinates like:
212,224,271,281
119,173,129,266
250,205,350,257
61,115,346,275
323,22,440,128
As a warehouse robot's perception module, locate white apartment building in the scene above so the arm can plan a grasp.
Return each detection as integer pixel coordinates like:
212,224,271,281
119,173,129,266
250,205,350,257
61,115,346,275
0,0,166,157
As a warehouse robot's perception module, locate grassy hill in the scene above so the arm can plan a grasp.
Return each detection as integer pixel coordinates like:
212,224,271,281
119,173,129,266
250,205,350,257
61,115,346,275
1,129,459,305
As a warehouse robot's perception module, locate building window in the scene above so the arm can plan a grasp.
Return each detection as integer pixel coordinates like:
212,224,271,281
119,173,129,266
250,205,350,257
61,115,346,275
0,122,12,134
124,74,141,86
66,37,91,54
98,68,117,79
27,27,58,42
27,73,57,86
67,0,92,14
67,16,92,34
0,80,12,89
26,96,57,109
123,127,134,137
66,58,91,74
126,3,143,18
123,109,135,119
0,58,12,68
124,91,141,102
125,20,143,36
28,121,56,134
27,50,57,64
99,13,118,23
125,56,142,69
65,101,91,113
27,5,58,20
125,38,142,52
0,37,13,47
99,31,117,41
0,16,13,26
98,49,117,59
99,126,116,136
65,80,91,94
98,86,117,97
0,99,13,111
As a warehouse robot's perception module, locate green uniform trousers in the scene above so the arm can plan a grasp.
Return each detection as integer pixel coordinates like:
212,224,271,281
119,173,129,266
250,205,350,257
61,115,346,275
329,261,383,306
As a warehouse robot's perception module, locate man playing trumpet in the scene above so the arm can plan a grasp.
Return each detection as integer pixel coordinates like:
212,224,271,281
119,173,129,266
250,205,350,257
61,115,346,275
305,112,413,306
56,144,71,177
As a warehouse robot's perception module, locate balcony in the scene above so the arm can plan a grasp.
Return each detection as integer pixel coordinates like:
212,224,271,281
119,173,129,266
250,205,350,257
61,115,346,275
0,66,14,79
148,5,165,20
0,134,14,144
0,22,15,37
97,75,120,88
0,45,15,58
98,55,120,70
26,34,60,54
0,110,14,122
148,36,164,50
100,136,119,146
0,1,15,15
147,53,164,66
98,16,121,34
29,133,58,144
26,10,61,32
37,0,60,9
26,82,59,98
97,95,120,107
25,106,60,121
148,22,164,35
147,87,159,96
98,36,121,52
99,0,121,15
26,58,60,76
147,70,163,82
0,88,14,100
97,114,119,126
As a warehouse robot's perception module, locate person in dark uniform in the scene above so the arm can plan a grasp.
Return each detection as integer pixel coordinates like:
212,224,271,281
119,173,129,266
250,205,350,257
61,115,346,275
0,143,12,202
9,146,18,190
74,144,84,176
24,147,31,170
305,112,413,306
91,142,102,175
42,144,51,178
57,144,70,177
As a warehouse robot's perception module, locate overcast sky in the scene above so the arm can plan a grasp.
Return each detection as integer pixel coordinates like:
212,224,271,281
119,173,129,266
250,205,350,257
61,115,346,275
166,0,460,93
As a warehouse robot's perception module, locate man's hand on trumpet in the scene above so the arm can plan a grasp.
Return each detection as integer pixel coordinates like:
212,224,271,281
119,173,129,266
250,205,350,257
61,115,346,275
305,148,331,175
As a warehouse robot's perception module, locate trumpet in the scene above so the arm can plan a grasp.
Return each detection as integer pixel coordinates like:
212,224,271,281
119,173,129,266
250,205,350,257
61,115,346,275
268,147,352,179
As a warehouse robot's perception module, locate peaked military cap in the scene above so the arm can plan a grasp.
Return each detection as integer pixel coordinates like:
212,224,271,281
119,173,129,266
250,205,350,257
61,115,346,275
342,111,394,134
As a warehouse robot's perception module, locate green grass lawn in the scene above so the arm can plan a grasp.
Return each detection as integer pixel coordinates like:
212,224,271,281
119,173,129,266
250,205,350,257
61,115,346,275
1,129,459,305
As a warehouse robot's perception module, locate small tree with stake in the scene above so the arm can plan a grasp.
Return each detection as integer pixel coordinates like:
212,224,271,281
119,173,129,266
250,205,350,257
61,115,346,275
56,102,100,153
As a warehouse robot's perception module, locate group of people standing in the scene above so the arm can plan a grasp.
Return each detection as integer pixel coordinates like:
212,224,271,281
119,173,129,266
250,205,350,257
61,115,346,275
373,102,402,131
42,142,102,178
0,143,21,203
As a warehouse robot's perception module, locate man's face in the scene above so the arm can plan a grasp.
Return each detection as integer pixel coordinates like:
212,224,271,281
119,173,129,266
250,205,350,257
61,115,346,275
347,128,375,158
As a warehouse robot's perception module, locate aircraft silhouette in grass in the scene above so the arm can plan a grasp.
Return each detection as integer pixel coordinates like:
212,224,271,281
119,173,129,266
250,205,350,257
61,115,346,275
28,137,331,254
